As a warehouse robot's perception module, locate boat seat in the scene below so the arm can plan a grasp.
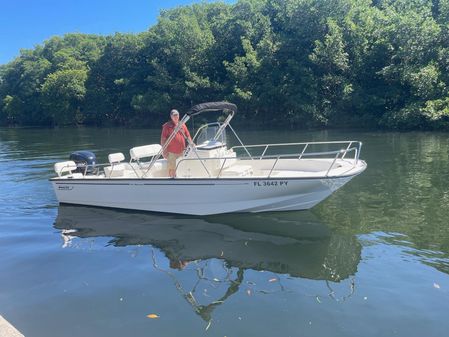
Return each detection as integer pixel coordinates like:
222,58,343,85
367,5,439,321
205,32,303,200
108,152,125,164
103,152,126,178
54,161,78,177
130,144,162,161
220,164,253,177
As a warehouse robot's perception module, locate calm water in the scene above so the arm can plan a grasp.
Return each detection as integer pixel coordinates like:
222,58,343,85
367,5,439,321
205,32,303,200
1,127,448,337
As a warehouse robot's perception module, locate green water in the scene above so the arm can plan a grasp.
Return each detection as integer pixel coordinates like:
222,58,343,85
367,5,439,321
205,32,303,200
0,127,448,337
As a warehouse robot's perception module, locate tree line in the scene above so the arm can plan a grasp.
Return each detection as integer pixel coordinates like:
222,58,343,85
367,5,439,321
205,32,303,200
1,0,449,130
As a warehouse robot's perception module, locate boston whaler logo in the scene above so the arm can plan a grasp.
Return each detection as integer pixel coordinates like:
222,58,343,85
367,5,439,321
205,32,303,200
58,185,74,191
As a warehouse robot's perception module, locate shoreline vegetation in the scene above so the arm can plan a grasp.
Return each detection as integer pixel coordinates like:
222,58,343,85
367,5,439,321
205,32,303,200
1,0,449,130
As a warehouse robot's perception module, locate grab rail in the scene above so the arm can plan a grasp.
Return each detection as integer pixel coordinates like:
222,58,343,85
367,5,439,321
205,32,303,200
232,141,362,163
265,147,360,178
175,145,361,178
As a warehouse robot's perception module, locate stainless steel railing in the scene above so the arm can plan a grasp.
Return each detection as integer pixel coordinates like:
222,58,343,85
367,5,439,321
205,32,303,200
231,141,362,162
175,142,362,178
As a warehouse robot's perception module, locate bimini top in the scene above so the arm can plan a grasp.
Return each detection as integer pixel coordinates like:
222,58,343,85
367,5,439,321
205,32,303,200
185,101,237,116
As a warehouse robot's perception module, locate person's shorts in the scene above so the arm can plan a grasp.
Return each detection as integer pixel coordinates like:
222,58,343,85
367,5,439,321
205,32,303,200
167,152,182,171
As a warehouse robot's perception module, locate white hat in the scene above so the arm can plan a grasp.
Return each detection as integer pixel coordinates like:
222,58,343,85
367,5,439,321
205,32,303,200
170,109,179,116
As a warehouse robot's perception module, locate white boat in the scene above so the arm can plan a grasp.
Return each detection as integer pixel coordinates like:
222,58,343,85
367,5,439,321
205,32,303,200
51,102,367,215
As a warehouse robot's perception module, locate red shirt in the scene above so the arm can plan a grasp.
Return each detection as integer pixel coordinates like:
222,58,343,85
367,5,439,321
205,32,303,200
161,121,192,154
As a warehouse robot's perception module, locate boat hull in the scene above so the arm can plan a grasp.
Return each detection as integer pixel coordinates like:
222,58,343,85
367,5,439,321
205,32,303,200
51,175,357,215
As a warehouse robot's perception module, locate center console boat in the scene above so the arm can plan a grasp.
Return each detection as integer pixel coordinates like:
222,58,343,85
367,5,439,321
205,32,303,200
51,102,367,215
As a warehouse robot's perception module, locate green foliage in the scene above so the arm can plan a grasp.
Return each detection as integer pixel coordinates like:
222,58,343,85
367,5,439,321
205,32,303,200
41,68,88,125
309,18,351,124
1,95,22,124
83,33,145,125
422,97,449,123
1,0,449,130
408,63,445,99
310,19,349,73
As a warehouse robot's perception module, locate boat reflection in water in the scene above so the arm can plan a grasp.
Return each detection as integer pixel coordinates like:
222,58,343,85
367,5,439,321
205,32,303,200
54,206,361,322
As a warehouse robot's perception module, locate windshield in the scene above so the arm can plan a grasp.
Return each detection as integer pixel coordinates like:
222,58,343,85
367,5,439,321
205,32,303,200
194,123,227,145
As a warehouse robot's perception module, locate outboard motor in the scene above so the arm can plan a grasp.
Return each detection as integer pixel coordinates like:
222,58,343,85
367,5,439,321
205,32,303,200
69,150,97,175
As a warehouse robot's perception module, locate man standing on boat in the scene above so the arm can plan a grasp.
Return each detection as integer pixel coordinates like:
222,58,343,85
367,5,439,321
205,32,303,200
161,109,193,178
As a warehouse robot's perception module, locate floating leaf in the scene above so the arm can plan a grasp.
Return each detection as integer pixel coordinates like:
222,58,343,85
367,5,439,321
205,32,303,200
316,296,321,303
434,283,441,289
268,278,277,283
213,278,220,282
146,314,159,319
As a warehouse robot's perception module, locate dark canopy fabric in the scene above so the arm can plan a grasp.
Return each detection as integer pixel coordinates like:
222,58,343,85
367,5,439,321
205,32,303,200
185,102,237,116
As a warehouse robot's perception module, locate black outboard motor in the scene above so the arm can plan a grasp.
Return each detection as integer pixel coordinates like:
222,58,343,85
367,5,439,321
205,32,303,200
69,150,97,175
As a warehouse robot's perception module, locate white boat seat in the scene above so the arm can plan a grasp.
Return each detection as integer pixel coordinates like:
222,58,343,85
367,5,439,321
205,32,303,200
108,152,125,164
220,164,253,177
130,144,162,161
54,161,78,177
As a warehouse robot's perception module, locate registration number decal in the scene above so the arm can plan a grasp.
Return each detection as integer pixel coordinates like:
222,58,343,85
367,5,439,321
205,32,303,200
253,181,288,187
